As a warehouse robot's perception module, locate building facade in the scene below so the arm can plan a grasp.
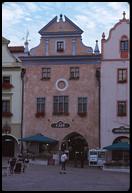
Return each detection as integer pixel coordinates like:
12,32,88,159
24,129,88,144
2,37,23,157
20,15,101,159
100,12,130,152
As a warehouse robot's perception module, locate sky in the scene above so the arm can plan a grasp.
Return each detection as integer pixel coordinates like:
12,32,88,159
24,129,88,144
2,2,129,51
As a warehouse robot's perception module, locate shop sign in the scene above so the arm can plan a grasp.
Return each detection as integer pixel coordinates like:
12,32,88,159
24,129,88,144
112,127,129,134
51,121,70,128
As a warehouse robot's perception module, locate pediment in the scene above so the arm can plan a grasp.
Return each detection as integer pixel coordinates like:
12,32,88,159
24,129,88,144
39,15,83,35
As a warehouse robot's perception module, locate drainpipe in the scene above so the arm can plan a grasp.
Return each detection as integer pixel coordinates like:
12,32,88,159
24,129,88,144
20,68,26,154
96,67,101,148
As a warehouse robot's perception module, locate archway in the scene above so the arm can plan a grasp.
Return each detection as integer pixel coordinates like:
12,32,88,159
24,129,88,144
112,136,129,161
61,132,88,161
2,135,20,157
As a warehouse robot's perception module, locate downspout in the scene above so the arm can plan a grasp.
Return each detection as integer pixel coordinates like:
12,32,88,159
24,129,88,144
96,67,101,148
20,68,26,154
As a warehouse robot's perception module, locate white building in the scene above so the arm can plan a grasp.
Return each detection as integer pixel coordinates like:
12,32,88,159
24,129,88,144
2,37,23,157
100,12,129,150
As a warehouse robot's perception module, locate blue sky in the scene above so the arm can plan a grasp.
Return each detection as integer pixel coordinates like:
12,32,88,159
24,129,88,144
2,2,129,51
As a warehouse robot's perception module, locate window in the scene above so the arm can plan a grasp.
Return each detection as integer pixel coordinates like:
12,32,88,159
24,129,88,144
117,69,127,83
70,67,79,79
3,76,10,83
57,41,64,52
120,40,128,51
42,68,51,80
37,98,45,113
2,100,10,113
117,101,127,116
120,36,128,58
53,96,68,115
78,97,87,116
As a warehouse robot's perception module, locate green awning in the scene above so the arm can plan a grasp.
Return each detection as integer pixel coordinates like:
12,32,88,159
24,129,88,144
103,142,129,151
19,133,58,144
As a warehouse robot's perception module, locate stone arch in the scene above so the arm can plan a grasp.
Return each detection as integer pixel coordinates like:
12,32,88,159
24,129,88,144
113,136,129,144
2,134,20,157
112,136,129,161
61,132,88,160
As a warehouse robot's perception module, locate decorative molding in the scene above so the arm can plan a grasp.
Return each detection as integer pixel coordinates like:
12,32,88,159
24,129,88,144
51,121,70,128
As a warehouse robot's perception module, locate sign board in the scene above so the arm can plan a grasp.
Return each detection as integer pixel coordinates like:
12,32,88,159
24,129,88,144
112,127,129,134
51,121,70,128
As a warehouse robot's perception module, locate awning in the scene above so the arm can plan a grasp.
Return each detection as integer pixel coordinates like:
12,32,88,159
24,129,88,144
19,133,58,144
103,142,129,151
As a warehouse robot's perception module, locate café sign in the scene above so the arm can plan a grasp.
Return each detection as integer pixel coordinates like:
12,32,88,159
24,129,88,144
51,121,70,128
112,126,129,134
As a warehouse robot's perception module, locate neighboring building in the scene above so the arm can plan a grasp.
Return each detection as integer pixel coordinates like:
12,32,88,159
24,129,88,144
2,37,23,157
100,12,129,159
20,15,101,159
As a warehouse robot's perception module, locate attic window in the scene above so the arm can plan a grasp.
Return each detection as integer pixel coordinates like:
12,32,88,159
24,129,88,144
57,41,64,52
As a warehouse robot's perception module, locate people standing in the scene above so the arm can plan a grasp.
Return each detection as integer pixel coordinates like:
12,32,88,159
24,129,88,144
8,157,16,175
60,151,68,174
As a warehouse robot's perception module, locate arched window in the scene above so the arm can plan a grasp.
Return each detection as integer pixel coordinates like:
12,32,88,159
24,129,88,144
120,35,128,58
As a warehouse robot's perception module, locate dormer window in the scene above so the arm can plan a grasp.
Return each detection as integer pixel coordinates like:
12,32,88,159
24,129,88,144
57,41,64,52
120,35,128,58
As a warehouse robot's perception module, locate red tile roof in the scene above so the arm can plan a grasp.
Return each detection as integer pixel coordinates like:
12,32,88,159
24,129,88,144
9,46,24,53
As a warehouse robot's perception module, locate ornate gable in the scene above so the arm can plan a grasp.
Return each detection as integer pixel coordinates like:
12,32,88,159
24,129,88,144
39,14,83,35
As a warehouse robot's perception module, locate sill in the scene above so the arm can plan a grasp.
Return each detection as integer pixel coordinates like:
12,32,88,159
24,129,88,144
118,81,127,84
78,113,87,117
2,112,13,117
41,78,50,80
57,50,64,52
2,83,14,89
117,114,127,117
35,112,45,118
69,77,79,80
53,112,69,116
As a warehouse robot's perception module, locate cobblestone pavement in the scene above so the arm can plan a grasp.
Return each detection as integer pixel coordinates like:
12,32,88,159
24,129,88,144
2,164,130,191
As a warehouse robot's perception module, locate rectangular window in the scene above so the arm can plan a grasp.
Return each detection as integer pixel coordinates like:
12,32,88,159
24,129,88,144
42,68,51,80
70,67,79,79
117,69,127,83
53,96,68,115
3,76,10,83
2,100,10,113
120,40,128,51
57,41,64,52
117,101,127,116
78,97,87,114
37,97,45,113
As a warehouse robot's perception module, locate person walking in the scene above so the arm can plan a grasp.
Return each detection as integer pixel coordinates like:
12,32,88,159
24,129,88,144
60,151,68,174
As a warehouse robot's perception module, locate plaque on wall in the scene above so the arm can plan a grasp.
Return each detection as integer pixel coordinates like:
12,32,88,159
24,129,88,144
112,126,129,134
51,121,70,128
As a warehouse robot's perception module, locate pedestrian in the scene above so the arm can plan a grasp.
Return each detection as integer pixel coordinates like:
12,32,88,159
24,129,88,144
60,151,68,174
8,157,16,175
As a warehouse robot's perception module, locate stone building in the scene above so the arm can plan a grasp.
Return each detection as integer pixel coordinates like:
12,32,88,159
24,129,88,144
100,12,129,160
20,15,101,160
2,37,22,157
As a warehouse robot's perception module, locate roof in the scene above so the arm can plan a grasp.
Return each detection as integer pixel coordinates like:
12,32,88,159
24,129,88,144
19,133,58,144
2,36,10,44
9,46,24,53
103,142,129,151
39,15,83,35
